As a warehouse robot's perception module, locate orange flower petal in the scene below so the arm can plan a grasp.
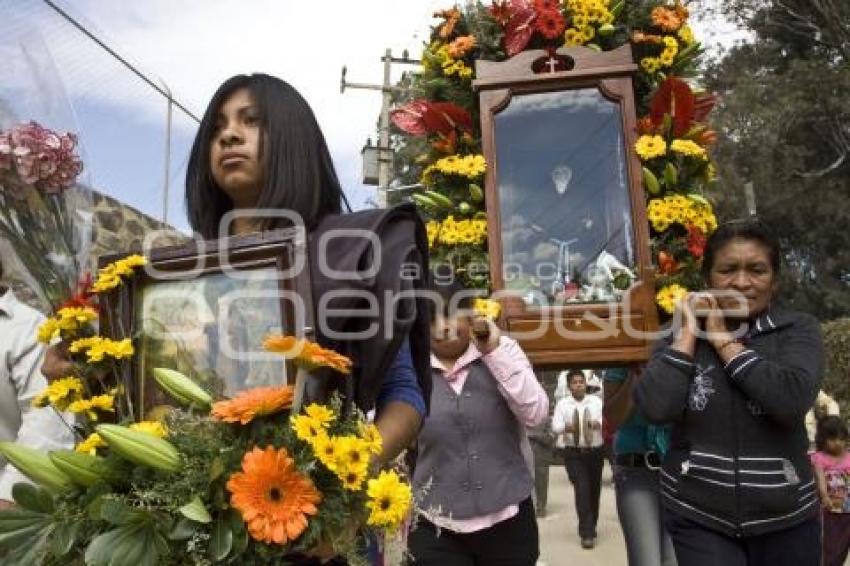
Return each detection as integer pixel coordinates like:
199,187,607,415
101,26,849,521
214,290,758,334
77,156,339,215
211,386,294,425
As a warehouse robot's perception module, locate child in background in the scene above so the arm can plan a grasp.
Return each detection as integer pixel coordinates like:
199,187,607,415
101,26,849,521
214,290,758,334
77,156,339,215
812,416,850,566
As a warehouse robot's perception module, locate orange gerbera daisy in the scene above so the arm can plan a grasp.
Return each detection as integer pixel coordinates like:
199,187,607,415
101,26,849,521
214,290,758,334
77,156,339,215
263,335,353,375
448,35,476,58
651,6,682,32
211,386,295,425
227,446,321,545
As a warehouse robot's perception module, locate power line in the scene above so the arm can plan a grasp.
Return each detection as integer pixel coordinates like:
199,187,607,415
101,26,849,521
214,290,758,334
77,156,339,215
42,0,200,124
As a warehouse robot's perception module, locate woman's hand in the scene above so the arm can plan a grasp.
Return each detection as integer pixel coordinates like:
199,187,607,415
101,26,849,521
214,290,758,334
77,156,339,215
41,341,74,382
671,293,701,357
470,315,500,355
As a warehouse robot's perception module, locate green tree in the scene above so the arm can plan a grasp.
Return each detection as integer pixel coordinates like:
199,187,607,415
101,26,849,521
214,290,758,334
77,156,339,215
703,0,850,320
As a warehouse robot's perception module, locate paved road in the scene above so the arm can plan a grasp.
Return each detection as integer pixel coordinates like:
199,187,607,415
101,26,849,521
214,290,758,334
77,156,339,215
538,462,627,566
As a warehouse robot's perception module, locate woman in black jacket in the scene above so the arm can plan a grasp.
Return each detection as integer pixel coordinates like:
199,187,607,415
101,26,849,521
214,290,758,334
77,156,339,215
634,219,823,566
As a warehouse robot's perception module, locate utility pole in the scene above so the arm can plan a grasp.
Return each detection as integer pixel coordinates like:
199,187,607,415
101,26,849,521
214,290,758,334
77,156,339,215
341,49,419,208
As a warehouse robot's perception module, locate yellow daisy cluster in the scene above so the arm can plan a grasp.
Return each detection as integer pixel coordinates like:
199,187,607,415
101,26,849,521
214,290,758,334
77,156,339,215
91,254,147,293
130,420,168,438
68,393,115,421
635,135,667,161
68,336,134,363
670,139,708,160
75,432,107,456
678,24,695,45
564,0,614,46
292,404,382,492
37,306,98,344
641,35,680,73
646,195,718,234
428,216,488,248
656,283,688,315
423,154,486,180
428,42,474,79
366,470,413,531
32,376,84,410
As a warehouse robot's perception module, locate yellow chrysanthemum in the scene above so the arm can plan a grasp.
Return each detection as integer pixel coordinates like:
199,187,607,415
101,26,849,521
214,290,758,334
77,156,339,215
333,436,371,475
68,336,134,363
659,49,676,67
291,414,324,445
565,28,585,46
312,433,340,472
129,420,168,438
366,470,413,530
36,318,61,344
473,298,502,321
670,139,708,160
641,57,662,74
75,432,107,456
635,135,667,160
358,423,383,456
31,376,84,410
91,255,147,293
304,404,335,428
339,466,368,492
678,24,695,45
656,284,688,315
68,394,115,421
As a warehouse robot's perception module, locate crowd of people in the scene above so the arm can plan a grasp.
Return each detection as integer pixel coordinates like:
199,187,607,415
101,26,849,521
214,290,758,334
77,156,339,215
1,74,845,566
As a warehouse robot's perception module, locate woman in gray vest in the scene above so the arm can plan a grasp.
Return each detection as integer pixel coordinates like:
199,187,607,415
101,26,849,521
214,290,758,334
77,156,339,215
408,275,549,566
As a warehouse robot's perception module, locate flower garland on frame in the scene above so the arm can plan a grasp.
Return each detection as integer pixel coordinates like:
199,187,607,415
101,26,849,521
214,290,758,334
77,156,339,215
394,0,719,315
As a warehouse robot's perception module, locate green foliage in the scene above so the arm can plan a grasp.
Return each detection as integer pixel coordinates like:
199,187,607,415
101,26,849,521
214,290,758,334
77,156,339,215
705,0,850,320
823,319,850,414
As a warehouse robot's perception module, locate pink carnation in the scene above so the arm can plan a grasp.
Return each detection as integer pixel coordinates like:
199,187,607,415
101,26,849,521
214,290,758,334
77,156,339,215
0,121,83,193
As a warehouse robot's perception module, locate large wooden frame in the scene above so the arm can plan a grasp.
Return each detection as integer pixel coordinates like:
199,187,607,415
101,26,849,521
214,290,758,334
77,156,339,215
99,229,315,418
474,45,658,366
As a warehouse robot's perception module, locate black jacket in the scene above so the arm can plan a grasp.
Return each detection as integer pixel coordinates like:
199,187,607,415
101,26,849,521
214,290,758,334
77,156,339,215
634,308,823,537
305,203,431,413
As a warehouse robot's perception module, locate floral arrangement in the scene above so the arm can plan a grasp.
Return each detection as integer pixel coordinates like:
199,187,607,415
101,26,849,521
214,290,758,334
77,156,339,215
393,0,719,314
0,255,413,565
0,121,87,308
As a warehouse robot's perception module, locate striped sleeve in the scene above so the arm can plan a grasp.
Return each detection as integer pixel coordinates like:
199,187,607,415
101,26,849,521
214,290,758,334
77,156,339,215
724,348,762,381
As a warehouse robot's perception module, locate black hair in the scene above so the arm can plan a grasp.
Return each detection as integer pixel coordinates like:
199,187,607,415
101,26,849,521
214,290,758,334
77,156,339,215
701,218,781,280
186,74,350,238
816,415,849,452
567,369,586,383
429,265,474,321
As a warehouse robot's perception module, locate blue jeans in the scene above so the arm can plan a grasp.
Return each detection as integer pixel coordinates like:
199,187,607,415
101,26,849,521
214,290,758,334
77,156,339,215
614,464,677,566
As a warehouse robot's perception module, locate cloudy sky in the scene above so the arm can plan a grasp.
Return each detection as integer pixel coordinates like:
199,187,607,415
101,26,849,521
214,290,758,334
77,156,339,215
1,0,448,229
0,0,743,232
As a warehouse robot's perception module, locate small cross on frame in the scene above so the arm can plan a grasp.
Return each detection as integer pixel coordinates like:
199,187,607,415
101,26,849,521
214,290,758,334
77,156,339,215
545,55,560,73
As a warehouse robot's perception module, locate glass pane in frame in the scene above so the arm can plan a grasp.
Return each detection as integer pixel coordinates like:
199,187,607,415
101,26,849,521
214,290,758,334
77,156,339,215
494,88,636,307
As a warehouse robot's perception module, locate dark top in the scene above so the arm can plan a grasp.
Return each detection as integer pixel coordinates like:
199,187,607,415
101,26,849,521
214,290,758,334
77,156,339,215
306,203,432,413
633,308,823,537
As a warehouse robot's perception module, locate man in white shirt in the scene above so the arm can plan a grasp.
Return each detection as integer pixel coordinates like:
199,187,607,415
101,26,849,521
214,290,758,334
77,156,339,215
552,368,604,549
0,259,74,507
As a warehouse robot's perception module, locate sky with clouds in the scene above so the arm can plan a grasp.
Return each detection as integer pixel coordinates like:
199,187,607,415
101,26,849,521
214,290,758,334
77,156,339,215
0,0,744,232
1,0,448,230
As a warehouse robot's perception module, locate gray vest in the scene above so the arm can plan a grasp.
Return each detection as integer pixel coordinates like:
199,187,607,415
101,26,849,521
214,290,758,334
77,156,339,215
413,360,534,519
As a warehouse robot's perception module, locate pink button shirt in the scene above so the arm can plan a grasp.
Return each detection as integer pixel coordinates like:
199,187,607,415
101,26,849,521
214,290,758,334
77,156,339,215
428,336,549,533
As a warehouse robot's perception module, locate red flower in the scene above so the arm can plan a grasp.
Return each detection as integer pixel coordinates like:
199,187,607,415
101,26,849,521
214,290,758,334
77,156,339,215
59,273,98,311
534,9,566,40
687,225,707,259
432,131,458,155
658,251,679,275
489,0,513,26
534,0,559,11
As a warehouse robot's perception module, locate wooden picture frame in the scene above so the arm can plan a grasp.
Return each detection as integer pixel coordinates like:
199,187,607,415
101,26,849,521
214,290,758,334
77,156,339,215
98,229,315,418
474,45,658,366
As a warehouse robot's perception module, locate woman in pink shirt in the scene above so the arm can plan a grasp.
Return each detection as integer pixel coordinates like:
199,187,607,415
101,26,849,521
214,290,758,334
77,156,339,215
408,274,549,566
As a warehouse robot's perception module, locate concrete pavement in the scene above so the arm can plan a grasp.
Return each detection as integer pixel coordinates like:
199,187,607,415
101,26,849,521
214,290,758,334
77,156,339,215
538,463,627,566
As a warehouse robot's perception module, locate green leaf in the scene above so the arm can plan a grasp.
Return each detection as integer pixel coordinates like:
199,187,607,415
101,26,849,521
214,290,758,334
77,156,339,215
11,483,54,513
208,515,233,562
168,517,197,541
85,522,162,566
179,495,212,524
51,520,81,557
98,498,137,525
227,508,249,558
209,456,225,482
